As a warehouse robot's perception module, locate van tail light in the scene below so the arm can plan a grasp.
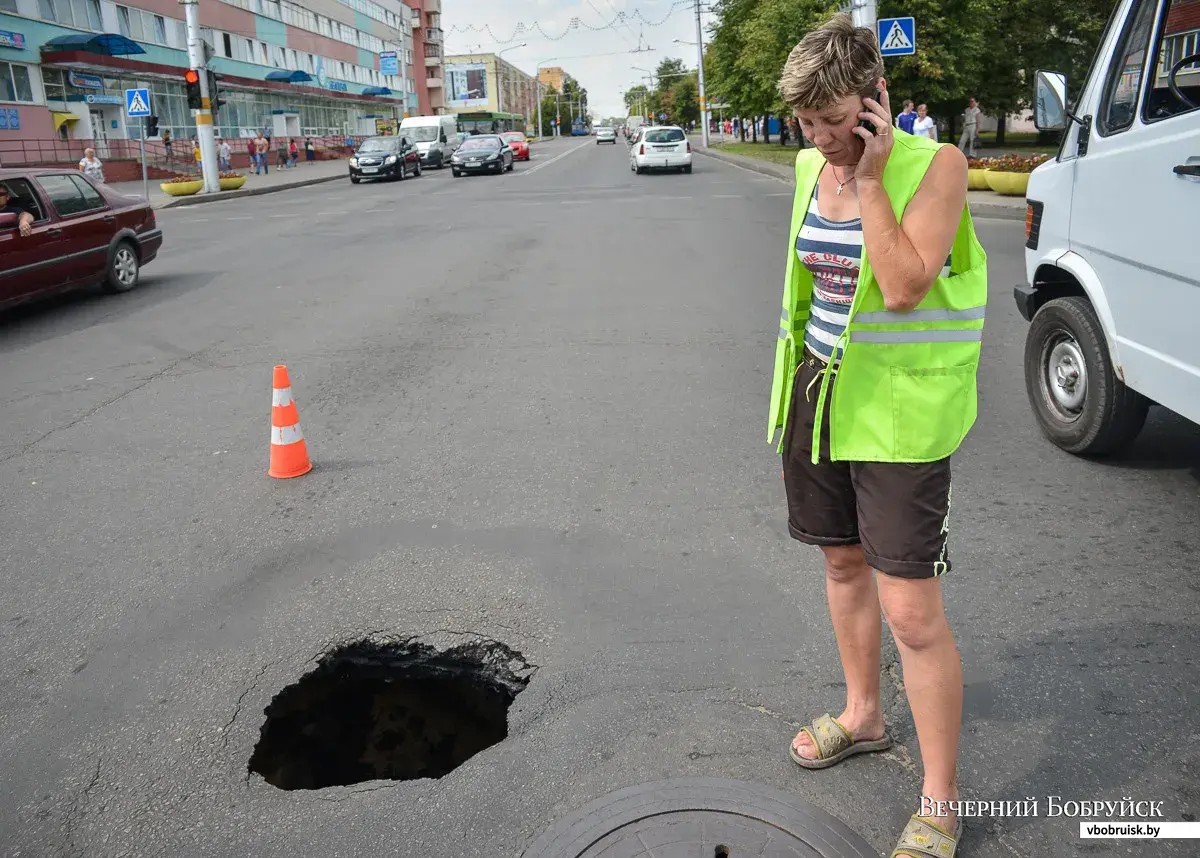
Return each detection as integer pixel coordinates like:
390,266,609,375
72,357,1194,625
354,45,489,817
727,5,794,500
1025,200,1044,250
639,143,644,155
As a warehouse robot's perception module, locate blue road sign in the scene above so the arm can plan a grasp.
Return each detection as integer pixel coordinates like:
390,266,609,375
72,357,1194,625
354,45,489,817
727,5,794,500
877,17,916,57
125,88,151,117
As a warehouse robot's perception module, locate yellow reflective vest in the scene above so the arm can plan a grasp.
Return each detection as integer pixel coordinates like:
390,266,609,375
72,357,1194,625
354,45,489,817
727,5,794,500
767,130,988,464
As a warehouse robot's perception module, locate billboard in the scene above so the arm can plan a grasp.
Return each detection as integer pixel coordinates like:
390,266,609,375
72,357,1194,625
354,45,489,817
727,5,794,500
446,62,489,108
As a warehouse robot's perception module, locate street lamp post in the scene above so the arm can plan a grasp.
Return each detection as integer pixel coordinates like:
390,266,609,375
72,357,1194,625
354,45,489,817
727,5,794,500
496,42,526,116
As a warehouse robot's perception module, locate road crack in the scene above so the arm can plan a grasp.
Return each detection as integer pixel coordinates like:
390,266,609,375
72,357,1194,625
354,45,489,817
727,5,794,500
63,755,103,858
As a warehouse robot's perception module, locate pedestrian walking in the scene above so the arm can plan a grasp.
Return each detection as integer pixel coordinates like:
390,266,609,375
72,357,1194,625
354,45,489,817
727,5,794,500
77,148,105,183
254,132,269,175
162,128,172,162
304,137,315,164
912,104,938,141
218,138,231,171
771,13,986,858
958,97,981,157
895,99,916,134
276,139,288,169
288,138,299,168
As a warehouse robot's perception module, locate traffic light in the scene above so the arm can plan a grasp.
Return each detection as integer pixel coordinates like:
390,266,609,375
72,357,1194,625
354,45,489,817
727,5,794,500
206,70,225,115
184,69,202,110
145,115,159,137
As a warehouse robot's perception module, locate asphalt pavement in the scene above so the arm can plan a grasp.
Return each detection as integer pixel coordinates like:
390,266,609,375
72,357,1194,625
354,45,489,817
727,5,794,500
2,135,1198,858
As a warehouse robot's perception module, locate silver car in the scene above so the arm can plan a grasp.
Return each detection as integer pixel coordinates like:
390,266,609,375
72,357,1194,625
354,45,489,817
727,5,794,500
595,126,618,144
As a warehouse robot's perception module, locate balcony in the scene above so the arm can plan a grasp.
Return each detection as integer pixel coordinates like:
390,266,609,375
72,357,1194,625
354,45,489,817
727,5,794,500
426,74,443,88
424,0,440,12
423,44,442,63
423,26,442,44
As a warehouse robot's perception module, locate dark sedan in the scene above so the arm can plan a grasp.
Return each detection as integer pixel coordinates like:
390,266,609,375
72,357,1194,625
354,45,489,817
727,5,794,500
349,135,422,184
450,135,514,176
1,168,162,310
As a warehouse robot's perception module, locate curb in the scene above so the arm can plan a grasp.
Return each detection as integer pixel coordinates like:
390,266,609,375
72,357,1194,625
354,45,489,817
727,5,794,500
693,146,1027,222
156,172,346,209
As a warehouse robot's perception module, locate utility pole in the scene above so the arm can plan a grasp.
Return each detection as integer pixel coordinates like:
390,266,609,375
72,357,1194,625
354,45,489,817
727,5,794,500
849,0,877,28
693,0,710,147
181,0,219,194
536,81,543,139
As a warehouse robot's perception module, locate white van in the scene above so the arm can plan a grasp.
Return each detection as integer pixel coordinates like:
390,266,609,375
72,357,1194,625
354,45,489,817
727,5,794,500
1017,0,1199,455
398,115,459,169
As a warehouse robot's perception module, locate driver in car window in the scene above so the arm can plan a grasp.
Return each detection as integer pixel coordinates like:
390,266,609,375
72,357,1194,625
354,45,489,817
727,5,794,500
0,184,34,237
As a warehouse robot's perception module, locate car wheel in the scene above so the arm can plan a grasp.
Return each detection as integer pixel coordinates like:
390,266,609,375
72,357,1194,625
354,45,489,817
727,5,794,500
683,165,692,174
414,161,421,177
103,240,140,293
452,168,461,177
1023,296,1150,455
350,176,360,184
506,159,513,172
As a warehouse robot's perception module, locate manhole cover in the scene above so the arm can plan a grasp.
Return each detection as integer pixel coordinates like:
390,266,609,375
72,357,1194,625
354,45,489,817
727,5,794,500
522,778,877,858
248,637,532,791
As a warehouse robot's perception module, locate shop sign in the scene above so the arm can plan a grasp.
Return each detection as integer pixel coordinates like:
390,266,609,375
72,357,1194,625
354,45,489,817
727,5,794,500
329,81,348,92
0,108,20,129
68,71,104,89
0,30,26,50
85,94,125,105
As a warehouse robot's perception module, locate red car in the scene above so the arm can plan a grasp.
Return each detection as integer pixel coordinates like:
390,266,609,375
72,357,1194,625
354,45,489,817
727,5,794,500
501,132,531,161
0,168,162,310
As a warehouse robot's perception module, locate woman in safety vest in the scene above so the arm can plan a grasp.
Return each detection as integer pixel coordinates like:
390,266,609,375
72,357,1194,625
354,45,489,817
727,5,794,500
769,13,986,858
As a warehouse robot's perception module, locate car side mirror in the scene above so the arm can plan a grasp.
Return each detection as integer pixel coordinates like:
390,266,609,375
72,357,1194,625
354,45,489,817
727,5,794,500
0,212,18,229
1034,70,1069,132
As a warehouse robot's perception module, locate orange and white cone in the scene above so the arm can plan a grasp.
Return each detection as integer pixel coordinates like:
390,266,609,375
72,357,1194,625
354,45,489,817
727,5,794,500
268,365,312,479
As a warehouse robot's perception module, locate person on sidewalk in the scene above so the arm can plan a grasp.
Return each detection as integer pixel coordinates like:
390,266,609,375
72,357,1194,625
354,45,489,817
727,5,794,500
254,133,269,175
218,139,232,172
958,97,981,157
288,138,299,168
912,104,938,141
78,148,105,184
304,138,315,164
771,12,986,858
895,99,916,134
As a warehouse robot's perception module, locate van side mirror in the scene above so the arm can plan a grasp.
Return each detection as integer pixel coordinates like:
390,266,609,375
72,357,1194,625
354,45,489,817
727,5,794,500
1034,70,1069,132
0,212,18,230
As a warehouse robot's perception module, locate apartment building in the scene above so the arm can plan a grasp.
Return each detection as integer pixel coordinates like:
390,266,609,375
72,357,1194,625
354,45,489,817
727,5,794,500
443,51,538,132
536,65,570,94
405,0,443,115
0,0,446,152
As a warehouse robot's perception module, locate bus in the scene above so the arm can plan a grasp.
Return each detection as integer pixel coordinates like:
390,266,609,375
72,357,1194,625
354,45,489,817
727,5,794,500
456,112,526,136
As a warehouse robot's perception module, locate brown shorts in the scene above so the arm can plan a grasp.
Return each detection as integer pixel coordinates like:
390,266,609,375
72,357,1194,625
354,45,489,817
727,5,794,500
782,348,953,579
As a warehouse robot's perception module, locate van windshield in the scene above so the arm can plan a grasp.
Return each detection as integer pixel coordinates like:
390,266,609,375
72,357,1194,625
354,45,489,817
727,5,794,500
408,127,439,143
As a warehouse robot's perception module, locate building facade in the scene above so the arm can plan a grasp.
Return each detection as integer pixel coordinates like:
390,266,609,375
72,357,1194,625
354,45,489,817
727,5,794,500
404,0,442,115
443,51,537,131
0,0,446,158
536,65,568,94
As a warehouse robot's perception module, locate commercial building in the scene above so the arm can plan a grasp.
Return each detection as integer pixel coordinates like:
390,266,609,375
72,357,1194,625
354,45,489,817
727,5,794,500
443,51,537,134
0,0,446,162
536,65,568,94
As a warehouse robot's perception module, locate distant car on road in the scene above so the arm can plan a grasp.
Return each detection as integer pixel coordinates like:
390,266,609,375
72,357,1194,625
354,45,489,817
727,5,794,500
0,168,162,310
450,135,514,176
630,126,692,174
500,131,531,162
349,135,422,184
595,126,618,144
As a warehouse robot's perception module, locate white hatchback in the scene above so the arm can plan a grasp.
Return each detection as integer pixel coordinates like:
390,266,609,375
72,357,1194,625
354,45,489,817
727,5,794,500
630,126,692,174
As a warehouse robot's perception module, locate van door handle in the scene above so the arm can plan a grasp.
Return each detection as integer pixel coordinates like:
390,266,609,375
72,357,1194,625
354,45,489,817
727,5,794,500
1174,164,1200,177
103,215,115,222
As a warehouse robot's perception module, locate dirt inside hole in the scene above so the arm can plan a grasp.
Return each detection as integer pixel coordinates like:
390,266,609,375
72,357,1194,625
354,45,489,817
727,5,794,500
248,638,533,790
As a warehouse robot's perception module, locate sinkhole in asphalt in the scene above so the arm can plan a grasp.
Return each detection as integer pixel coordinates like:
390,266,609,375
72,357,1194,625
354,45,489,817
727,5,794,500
248,638,533,791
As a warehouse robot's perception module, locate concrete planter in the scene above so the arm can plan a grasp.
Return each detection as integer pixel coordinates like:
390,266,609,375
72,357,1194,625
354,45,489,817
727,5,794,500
219,176,247,190
160,180,203,197
984,171,1030,196
967,168,992,191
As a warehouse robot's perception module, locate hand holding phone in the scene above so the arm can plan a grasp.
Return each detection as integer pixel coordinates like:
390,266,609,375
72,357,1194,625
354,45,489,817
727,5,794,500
859,89,882,133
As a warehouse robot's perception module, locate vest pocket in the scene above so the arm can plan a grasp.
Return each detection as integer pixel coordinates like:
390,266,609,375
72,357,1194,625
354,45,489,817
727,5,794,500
890,364,975,461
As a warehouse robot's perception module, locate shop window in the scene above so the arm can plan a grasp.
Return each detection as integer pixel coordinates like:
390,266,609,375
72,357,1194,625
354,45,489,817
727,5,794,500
0,0,16,12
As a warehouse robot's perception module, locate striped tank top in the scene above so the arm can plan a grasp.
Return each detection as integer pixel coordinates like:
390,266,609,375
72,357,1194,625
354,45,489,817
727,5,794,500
796,183,862,363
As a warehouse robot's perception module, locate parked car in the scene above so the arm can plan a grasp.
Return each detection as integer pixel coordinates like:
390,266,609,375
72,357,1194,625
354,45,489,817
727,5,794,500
500,132,531,161
595,126,618,144
629,126,692,174
1016,0,1200,455
0,168,162,310
450,135,514,176
349,135,422,184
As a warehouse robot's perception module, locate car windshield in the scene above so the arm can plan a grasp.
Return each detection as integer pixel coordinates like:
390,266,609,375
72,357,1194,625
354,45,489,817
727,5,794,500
501,133,525,142
408,127,438,143
459,137,501,151
358,137,400,153
644,129,685,143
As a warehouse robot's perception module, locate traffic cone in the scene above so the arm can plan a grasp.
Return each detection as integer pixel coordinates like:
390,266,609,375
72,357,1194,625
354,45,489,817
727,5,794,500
268,365,312,479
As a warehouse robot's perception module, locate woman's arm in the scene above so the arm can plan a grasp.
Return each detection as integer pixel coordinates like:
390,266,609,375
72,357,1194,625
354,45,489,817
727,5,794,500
858,145,967,312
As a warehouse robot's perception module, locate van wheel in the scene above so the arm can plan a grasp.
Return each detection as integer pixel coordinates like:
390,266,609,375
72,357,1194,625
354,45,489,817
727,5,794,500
1024,296,1149,455
103,240,140,293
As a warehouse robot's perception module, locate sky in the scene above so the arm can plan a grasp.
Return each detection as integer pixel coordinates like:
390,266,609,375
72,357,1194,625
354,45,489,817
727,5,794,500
440,0,710,119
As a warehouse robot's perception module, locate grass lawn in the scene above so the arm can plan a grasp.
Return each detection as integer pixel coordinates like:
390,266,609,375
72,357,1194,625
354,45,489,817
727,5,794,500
710,141,800,167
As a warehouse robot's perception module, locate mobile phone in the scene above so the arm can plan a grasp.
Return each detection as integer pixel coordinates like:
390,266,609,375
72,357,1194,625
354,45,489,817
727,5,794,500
859,89,881,132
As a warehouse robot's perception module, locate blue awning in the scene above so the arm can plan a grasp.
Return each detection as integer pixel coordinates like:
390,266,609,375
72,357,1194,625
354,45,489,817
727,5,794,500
265,69,313,83
42,33,146,56
362,86,392,96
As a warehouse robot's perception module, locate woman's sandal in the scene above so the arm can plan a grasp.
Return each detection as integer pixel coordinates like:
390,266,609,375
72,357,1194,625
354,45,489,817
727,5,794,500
787,713,892,770
890,814,963,858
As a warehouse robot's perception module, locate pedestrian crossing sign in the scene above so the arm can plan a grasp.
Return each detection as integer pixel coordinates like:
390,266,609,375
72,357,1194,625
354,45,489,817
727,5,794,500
877,17,916,57
125,88,151,117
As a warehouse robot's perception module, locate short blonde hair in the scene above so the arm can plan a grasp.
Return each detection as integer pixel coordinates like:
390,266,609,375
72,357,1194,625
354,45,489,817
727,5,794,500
777,13,885,111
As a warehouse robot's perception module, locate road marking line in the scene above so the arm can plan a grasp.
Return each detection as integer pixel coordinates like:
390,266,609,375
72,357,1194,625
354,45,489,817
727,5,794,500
363,208,394,213
227,215,253,220
519,139,593,176
269,213,299,218
764,192,792,197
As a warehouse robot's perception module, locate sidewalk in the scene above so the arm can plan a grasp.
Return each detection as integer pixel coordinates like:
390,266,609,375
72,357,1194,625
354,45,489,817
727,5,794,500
107,157,350,210
691,136,1027,221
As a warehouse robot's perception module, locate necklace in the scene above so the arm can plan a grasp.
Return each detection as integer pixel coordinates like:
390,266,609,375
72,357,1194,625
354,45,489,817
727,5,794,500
832,165,856,196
